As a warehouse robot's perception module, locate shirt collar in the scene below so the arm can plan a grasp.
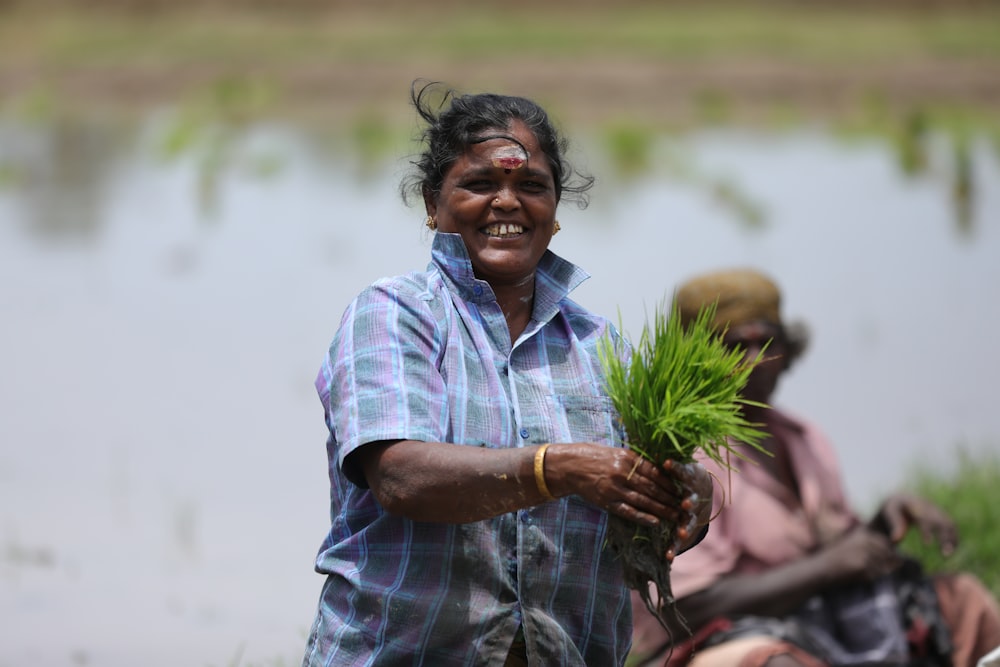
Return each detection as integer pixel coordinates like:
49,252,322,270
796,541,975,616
430,232,591,324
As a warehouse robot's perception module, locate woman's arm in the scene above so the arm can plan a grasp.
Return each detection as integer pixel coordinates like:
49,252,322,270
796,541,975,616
354,439,710,534
671,523,903,632
869,492,959,556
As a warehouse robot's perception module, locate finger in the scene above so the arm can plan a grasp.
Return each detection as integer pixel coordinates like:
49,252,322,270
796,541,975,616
659,458,690,481
653,460,704,502
935,524,959,556
605,499,662,528
629,464,687,506
663,460,706,483
672,510,699,550
641,458,682,486
940,540,957,557
614,484,697,530
919,521,936,547
663,461,712,503
623,490,684,525
883,506,908,544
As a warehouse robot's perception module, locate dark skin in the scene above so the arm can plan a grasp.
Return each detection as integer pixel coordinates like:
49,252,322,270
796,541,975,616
666,320,960,641
359,440,711,532
349,120,713,545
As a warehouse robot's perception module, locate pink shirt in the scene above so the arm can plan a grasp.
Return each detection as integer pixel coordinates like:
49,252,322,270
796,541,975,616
630,408,860,660
671,408,858,598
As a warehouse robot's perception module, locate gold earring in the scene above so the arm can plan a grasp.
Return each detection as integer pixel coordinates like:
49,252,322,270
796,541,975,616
426,215,437,231
553,220,561,235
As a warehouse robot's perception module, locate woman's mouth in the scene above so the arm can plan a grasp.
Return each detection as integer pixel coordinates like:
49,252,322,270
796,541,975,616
483,223,524,238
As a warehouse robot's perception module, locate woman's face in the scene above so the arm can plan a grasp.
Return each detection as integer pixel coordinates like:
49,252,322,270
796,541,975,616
723,320,787,404
427,120,559,288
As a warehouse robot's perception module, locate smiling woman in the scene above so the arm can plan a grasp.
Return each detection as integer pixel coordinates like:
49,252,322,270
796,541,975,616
299,81,714,666
426,123,559,338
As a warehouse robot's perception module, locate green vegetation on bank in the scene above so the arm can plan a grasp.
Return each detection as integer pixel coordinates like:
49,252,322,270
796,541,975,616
3,4,1000,66
1,0,996,229
2,1,999,137
898,449,1000,599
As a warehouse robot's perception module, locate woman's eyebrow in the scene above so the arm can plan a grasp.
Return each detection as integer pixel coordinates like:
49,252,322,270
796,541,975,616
520,166,553,180
462,164,552,181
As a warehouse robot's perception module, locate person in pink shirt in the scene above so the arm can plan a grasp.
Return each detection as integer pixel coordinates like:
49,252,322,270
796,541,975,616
629,268,1000,667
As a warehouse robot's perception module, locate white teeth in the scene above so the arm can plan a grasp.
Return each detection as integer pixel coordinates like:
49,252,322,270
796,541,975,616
485,223,524,238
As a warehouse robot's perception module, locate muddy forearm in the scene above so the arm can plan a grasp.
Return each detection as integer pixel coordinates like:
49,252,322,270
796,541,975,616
358,440,549,523
676,551,841,628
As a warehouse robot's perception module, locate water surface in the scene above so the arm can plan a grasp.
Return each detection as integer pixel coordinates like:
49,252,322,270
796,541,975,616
1,117,998,666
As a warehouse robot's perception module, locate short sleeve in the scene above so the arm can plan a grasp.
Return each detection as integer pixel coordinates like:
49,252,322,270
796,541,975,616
321,280,448,486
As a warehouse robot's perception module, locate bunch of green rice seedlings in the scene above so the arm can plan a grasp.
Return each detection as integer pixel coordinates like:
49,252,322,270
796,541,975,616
599,300,768,632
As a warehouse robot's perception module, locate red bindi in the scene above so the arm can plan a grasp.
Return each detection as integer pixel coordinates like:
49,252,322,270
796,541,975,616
493,155,525,171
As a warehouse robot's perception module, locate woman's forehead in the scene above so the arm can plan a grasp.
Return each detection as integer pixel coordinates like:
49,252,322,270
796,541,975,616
488,144,527,171
465,126,548,176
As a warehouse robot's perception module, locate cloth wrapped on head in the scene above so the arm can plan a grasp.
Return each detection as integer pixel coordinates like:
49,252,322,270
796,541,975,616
673,268,782,332
673,268,809,367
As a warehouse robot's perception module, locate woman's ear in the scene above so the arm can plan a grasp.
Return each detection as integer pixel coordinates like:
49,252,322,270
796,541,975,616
422,187,438,220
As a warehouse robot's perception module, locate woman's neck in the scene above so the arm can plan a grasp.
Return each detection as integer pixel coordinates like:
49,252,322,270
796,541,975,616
492,280,535,343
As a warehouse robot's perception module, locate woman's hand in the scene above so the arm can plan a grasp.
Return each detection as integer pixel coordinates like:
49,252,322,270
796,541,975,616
870,492,958,556
661,459,713,558
820,524,903,583
545,444,710,535
357,439,712,529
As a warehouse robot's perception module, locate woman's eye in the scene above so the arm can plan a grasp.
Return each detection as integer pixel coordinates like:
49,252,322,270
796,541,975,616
464,180,493,192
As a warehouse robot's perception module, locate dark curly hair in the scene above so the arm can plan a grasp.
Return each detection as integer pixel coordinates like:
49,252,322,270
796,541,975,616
400,80,594,211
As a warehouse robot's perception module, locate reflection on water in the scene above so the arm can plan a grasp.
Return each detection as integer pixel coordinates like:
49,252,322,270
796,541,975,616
1,115,998,666
3,119,131,242
3,109,991,243
888,108,981,237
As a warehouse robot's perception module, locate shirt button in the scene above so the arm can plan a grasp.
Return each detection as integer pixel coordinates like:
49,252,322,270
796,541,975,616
473,284,483,296
519,428,529,439
518,510,529,522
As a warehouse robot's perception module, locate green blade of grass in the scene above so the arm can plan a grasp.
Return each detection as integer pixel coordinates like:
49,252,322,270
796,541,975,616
599,300,768,466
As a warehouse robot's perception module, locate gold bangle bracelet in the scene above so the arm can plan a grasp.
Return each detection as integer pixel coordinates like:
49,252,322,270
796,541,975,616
534,443,556,502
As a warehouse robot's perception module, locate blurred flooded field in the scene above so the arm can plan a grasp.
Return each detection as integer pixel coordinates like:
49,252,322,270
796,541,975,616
2,3,999,666
2,0,1000,129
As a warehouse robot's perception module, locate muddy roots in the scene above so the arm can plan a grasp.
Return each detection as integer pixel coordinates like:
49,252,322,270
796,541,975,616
607,514,690,639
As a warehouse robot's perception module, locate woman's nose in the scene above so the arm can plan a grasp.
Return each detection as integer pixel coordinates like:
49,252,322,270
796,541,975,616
492,186,519,209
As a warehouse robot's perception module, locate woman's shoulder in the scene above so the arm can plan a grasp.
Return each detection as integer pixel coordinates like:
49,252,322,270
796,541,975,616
339,267,453,327
556,295,610,320
558,298,627,343
352,267,442,304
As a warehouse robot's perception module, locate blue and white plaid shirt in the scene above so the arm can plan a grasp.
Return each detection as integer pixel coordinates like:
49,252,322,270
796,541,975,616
303,233,633,666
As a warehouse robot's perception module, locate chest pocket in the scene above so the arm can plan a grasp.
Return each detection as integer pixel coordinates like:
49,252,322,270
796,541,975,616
554,394,620,446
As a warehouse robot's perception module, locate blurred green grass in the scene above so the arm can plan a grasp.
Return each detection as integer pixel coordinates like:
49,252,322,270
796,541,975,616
900,449,1000,600
3,4,1000,66
3,1,999,136
2,0,999,180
